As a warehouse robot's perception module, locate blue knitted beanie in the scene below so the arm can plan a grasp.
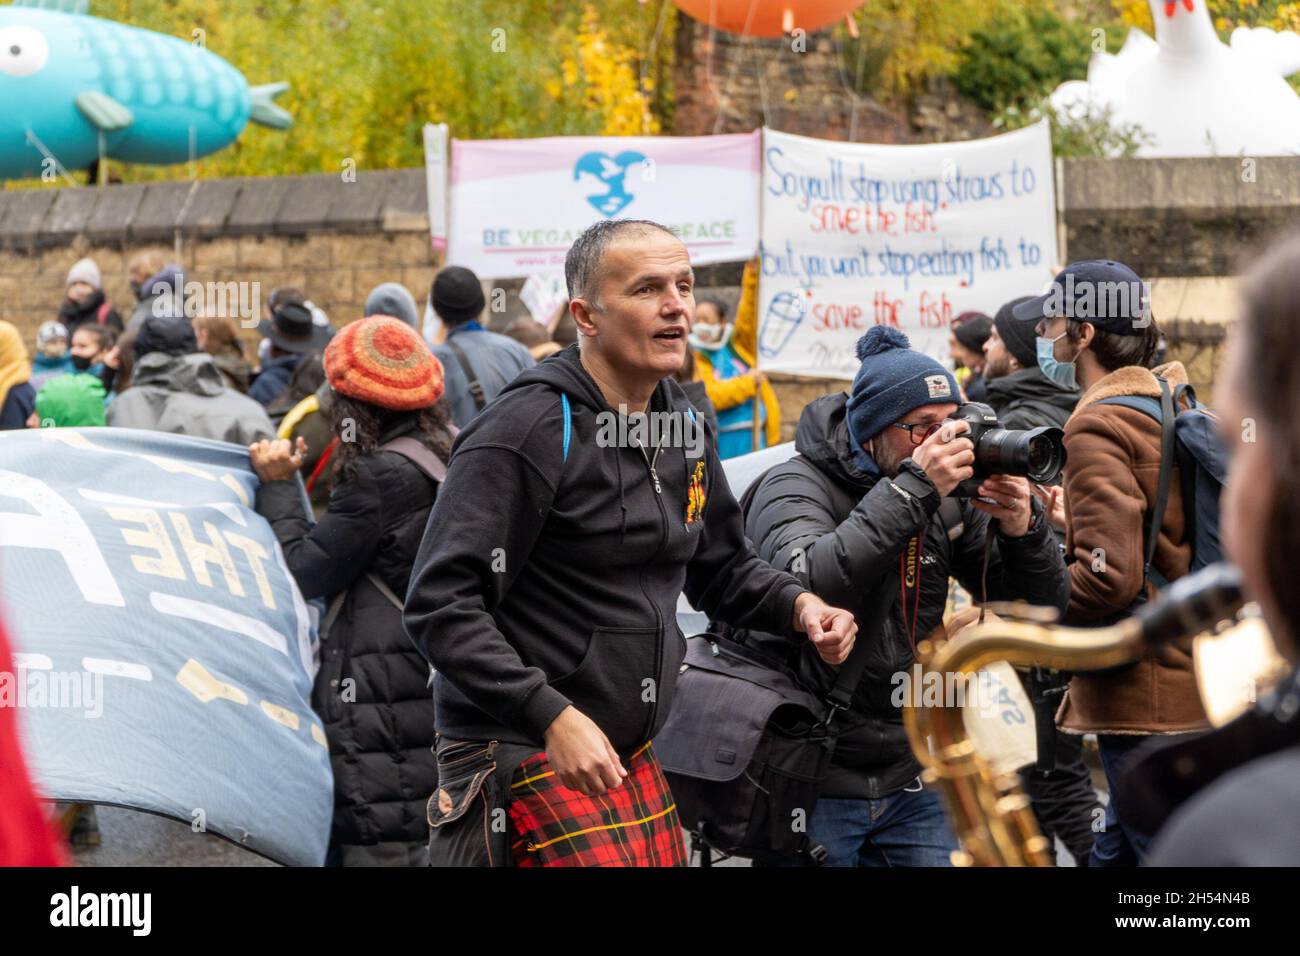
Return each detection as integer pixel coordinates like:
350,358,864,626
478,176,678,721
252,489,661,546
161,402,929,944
845,327,960,467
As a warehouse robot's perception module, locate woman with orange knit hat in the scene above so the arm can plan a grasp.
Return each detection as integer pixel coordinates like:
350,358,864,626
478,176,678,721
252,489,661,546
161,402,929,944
250,316,454,866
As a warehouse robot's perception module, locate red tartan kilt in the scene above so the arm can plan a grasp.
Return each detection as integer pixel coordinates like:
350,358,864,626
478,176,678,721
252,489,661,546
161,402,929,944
508,743,688,867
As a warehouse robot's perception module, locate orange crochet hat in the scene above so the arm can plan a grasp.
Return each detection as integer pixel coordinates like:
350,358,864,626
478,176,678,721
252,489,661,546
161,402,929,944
324,317,445,411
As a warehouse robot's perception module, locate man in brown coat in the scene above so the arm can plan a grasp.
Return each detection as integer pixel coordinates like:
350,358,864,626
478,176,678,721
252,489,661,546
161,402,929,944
1013,260,1208,867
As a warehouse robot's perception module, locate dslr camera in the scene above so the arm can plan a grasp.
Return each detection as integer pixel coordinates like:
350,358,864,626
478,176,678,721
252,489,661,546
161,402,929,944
948,403,1066,497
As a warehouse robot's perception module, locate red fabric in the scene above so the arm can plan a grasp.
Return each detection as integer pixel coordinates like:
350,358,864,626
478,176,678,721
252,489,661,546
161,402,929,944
508,743,687,867
0,618,66,866
305,436,340,495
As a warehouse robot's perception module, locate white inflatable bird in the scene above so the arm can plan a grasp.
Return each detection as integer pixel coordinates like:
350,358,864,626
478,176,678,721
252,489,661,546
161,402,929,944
1051,0,1300,156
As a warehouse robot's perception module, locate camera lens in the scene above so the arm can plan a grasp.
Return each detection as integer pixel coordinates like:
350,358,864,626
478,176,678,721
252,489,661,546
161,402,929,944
1024,432,1064,484
972,426,1066,485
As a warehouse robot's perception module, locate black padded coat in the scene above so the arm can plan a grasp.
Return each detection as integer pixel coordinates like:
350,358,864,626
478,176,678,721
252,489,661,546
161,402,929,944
257,416,439,866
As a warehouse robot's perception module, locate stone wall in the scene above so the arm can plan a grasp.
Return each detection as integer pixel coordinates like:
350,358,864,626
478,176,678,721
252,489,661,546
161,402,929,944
5,155,1296,429
0,172,433,352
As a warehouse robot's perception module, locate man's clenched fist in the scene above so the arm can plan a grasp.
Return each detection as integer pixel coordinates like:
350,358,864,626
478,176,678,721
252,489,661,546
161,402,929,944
793,592,858,665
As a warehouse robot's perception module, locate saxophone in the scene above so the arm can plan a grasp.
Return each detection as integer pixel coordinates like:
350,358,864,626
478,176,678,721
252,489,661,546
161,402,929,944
903,564,1252,867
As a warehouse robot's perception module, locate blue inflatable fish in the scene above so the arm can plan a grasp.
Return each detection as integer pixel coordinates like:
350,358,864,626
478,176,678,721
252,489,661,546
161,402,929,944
0,0,290,180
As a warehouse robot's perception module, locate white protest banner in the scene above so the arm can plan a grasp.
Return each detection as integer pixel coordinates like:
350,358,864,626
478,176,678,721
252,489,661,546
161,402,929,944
757,123,1059,379
448,131,760,279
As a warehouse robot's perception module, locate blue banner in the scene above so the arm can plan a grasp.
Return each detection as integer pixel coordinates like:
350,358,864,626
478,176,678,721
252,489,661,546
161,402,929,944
0,427,331,866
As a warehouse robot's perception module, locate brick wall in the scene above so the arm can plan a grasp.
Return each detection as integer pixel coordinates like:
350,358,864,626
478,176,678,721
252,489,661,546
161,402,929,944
670,13,990,144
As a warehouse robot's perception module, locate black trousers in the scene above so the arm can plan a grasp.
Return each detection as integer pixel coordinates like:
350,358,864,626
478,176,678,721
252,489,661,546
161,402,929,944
1019,668,1102,865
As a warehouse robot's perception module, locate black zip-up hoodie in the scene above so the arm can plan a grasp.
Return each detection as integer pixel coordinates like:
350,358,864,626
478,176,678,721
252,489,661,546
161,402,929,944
404,345,806,754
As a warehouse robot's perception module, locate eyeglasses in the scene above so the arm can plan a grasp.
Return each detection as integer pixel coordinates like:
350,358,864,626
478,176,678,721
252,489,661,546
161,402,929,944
890,421,945,446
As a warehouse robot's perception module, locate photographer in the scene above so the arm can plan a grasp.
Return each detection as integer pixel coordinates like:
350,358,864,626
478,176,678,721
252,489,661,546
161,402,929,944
1012,259,1208,867
741,327,1069,867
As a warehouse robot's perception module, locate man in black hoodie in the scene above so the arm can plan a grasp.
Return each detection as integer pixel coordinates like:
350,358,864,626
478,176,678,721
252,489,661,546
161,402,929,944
739,327,1070,866
405,220,855,867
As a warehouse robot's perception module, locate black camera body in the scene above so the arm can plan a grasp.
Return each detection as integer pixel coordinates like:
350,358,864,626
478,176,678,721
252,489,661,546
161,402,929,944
949,402,1066,497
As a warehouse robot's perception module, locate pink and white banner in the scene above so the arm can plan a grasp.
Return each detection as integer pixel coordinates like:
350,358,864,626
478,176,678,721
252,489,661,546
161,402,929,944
446,131,761,279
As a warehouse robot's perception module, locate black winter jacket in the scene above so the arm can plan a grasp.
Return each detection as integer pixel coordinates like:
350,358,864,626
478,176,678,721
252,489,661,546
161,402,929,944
257,415,439,866
404,345,806,756
737,393,1070,799
983,367,1079,431
58,289,124,335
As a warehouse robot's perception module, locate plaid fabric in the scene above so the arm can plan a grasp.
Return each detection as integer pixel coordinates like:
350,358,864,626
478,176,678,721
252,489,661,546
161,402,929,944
508,742,687,867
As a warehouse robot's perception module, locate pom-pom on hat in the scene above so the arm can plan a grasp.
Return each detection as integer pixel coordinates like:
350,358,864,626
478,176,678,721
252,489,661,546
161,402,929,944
325,317,445,412
846,326,960,454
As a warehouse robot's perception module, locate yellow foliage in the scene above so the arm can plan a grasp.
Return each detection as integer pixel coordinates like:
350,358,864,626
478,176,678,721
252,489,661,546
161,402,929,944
557,5,661,135
1113,0,1154,31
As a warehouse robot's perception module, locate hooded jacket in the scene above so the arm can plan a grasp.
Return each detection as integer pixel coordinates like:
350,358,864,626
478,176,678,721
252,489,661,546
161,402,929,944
403,344,806,755
736,393,1070,798
1056,360,1208,735
106,352,274,445
126,265,184,334
983,366,1079,431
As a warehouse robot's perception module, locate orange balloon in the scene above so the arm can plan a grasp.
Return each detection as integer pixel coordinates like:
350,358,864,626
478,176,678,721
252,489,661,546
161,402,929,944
673,0,864,38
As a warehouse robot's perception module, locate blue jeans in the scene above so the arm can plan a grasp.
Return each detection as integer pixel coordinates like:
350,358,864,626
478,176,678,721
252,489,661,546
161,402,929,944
1090,734,1154,867
782,780,958,867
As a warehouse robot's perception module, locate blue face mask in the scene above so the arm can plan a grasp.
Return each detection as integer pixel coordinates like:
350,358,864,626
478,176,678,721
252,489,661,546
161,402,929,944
1036,333,1076,390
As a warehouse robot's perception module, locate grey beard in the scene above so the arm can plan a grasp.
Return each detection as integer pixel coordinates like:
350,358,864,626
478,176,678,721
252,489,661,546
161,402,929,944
869,440,904,478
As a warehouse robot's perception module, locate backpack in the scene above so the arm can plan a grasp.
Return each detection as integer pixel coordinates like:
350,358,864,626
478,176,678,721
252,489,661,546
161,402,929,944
1096,379,1227,588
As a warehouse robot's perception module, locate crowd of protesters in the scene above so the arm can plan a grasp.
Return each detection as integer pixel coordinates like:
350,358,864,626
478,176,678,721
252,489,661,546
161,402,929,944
2,217,1298,871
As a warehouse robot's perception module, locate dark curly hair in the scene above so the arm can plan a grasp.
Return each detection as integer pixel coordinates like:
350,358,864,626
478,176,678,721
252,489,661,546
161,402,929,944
326,392,455,483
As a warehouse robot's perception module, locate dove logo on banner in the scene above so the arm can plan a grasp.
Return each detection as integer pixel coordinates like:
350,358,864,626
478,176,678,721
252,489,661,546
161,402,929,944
0,428,332,867
574,150,649,217
447,131,760,279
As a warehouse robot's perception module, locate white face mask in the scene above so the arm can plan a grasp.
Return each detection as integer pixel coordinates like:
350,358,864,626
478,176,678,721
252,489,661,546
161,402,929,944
689,321,733,352
257,337,272,365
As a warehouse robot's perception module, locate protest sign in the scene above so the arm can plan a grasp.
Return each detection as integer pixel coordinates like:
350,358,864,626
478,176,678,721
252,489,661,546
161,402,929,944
0,428,331,866
448,131,760,279
757,123,1059,378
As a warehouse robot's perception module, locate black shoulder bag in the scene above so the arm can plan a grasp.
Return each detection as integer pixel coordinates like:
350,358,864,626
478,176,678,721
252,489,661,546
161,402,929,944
656,578,897,866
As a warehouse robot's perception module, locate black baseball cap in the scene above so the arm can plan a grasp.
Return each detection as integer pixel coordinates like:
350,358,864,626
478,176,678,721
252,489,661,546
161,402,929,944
1012,260,1152,335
